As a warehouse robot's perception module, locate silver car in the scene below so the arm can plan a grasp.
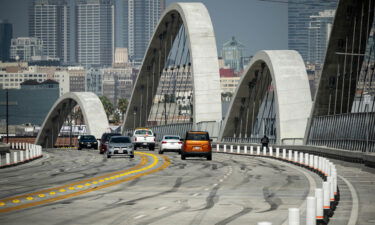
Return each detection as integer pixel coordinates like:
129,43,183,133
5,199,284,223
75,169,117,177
107,136,134,158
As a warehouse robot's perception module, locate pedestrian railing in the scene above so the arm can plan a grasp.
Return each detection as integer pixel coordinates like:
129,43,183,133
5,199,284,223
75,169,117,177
0,143,43,168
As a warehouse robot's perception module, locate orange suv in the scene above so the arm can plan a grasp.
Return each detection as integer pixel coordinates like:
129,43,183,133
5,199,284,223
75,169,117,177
181,131,212,160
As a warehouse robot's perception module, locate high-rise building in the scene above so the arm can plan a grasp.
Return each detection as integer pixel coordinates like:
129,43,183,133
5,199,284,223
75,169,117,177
10,37,43,62
0,20,13,62
76,0,114,67
221,37,245,72
308,10,335,65
120,0,166,63
29,0,70,63
288,0,337,62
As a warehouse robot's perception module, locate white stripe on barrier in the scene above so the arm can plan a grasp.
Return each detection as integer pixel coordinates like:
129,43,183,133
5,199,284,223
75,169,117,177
288,150,292,161
230,145,233,153
216,144,219,152
237,145,240,154
305,153,309,167
224,145,227,152
294,151,298,163
327,176,334,202
263,147,267,156
269,146,273,156
257,146,261,155
323,181,330,209
244,145,248,154
299,152,304,165
282,149,286,159
20,151,24,162
276,147,280,158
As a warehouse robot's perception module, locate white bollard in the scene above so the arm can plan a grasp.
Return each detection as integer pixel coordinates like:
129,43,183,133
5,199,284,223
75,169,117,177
282,149,286,159
13,152,18,164
11,142,14,149
230,145,233,153
332,169,338,195
249,146,253,155
306,196,317,225
263,147,267,156
269,146,273,156
309,154,314,168
288,150,292,161
216,144,220,152
20,151,24,162
244,145,248,154
276,147,280,158
23,142,26,150
305,153,309,167
299,152,304,165
257,146,261,155
237,145,240,154
258,222,272,225
294,151,298,163
25,149,29,160
314,156,318,170
224,145,227,152
323,181,331,212
288,208,300,225
315,188,324,221
327,177,335,203
6,153,10,165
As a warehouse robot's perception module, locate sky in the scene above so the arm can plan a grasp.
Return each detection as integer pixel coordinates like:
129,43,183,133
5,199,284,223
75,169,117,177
0,0,288,57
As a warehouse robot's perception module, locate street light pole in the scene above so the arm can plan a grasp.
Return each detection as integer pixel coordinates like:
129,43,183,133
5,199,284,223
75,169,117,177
6,89,9,143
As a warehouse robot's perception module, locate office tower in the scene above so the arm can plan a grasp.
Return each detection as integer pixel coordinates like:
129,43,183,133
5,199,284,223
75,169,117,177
0,20,13,62
76,0,114,67
29,0,70,63
10,37,43,62
288,0,337,62
221,37,245,72
308,10,335,65
120,0,166,63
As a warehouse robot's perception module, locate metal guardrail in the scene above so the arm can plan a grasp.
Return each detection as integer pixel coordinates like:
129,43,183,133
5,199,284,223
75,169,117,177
308,113,375,153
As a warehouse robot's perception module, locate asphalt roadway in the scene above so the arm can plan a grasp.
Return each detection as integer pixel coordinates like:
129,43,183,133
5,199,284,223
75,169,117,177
0,148,320,225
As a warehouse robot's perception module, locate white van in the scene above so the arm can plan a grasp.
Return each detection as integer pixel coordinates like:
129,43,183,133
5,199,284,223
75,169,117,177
131,128,156,150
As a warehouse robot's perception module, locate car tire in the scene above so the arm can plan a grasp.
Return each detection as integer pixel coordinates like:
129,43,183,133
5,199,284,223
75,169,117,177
181,154,186,160
78,147,82,150
159,150,163,154
149,145,155,151
107,154,111,158
207,154,212,161
134,146,137,150
178,150,181,155
130,155,134,158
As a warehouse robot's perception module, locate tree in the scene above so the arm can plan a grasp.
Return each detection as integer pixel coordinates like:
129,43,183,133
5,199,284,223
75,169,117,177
118,98,129,115
99,96,114,118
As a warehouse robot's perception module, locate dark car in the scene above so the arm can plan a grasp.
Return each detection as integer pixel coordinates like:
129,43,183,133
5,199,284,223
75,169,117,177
78,135,98,150
99,133,121,154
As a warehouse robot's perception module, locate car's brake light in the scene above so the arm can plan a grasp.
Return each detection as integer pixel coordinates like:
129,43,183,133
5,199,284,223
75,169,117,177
178,141,182,144
161,141,167,144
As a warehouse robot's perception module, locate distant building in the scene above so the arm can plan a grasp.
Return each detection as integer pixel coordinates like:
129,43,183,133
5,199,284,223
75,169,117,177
76,0,114,67
220,68,235,78
86,68,102,96
0,67,48,89
102,66,136,105
0,20,13,62
29,0,70,63
288,0,337,62
0,79,59,125
10,37,43,62
221,37,245,72
308,10,335,65
120,0,166,63
66,67,86,92
220,77,240,94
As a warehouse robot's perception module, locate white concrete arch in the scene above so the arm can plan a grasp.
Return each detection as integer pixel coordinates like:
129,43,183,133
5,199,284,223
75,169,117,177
122,3,222,131
219,50,312,144
36,92,109,148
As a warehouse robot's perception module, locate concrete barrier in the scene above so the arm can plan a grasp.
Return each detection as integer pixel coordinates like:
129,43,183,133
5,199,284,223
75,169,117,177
288,208,300,225
306,196,317,225
1,143,43,169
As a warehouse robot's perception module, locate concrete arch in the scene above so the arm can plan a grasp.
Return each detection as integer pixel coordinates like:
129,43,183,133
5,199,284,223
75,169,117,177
219,50,312,144
122,3,222,131
36,92,109,148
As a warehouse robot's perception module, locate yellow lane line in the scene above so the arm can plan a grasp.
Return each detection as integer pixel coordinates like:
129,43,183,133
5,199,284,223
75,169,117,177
0,152,170,213
0,153,148,202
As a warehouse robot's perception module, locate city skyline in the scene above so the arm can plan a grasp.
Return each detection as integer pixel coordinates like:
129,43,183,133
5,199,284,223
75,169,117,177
0,0,288,58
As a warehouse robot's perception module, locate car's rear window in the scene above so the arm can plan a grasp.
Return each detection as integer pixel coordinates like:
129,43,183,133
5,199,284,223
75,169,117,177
186,133,209,140
103,133,121,141
110,137,131,143
135,130,153,135
81,135,96,141
164,136,180,140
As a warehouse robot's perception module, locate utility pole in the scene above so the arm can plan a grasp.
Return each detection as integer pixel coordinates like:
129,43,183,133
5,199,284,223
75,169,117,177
6,89,9,143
